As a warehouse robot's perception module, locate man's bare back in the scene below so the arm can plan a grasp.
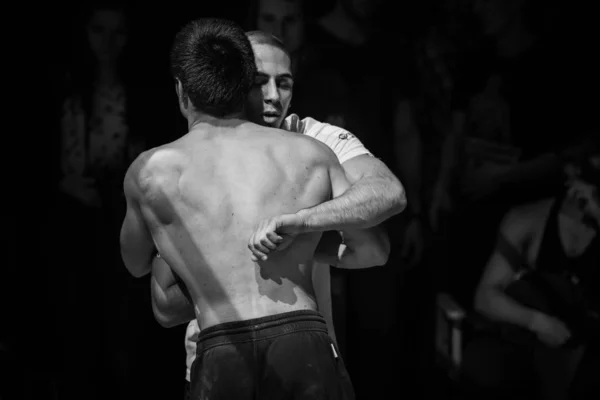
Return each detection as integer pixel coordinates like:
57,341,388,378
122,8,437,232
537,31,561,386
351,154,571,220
127,120,346,329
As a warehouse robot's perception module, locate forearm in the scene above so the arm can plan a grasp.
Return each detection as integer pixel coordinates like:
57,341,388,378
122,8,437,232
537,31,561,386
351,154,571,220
299,176,405,232
337,226,390,268
314,227,390,268
151,276,195,328
475,288,538,330
499,153,562,194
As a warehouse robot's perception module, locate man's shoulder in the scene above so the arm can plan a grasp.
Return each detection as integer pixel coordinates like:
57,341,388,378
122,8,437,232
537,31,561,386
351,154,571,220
126,146,187,191
501,198,554,242
283,114,372,164
283,113,347,138
272,124,337,165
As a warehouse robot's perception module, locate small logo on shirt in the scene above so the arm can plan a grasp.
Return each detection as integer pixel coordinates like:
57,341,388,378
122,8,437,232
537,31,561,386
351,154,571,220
339,133,349,140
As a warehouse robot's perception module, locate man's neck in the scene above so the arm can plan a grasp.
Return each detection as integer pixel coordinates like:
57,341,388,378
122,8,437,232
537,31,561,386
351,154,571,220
319,2,368,47
188,112,246,131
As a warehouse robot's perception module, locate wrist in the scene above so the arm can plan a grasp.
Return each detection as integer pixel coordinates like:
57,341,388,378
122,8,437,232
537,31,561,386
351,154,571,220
296,208,315,233
527,310,543,332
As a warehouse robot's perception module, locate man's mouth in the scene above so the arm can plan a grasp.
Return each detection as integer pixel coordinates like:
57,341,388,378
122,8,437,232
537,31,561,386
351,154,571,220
263,111,280,117
262,111,281,123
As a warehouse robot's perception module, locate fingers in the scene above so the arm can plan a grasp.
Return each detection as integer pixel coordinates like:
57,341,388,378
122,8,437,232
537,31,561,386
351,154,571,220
558,327,571,343
248,219,288,262
250,251,268,262
248,235,274,262
249,247,268,262
267,232,283,244
261,237,278,251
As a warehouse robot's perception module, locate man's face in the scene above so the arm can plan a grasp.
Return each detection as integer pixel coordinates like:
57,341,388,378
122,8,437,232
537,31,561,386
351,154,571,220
247,43,294,128
473,0,524,37
256,0,304,54
87,8,127,64
563,154,600,230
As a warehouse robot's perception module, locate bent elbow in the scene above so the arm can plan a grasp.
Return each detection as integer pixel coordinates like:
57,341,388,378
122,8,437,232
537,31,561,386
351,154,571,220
155,313,177,328
473,287,491,316
372,245,389,266
151,302,177,328
126,264,150,278
122,252,150,278
357,247,388,268
392,183,407,215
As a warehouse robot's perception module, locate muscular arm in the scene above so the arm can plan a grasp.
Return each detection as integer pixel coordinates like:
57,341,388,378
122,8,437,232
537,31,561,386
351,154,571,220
474,209,539,329
298,154,406,231
150,256,195,328
120,160,156,278
312,151,390,268
312,155,391,268
497,153,563,201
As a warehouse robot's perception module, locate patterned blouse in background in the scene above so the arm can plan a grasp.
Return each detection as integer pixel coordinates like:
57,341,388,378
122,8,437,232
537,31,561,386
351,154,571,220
61,84,131,179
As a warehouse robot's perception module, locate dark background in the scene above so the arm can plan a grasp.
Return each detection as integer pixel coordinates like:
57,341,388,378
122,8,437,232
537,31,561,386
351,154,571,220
4,0,599,399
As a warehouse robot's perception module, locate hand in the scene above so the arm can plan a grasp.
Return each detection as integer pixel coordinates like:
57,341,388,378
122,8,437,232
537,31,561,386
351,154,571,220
529,312,571,348
400,217,424,270
429,183,452,231
248,213,306,262
59,174,101,208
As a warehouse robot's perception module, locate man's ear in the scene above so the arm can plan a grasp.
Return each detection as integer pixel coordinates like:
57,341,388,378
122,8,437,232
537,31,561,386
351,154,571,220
175,78,189,111
175,78,183,101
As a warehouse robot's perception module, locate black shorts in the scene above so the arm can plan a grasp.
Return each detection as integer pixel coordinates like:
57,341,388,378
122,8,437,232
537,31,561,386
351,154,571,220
190,310,355,399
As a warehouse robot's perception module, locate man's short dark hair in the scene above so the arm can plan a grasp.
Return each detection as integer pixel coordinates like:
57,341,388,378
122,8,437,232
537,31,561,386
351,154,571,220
246,30,289,58
170,18,256,117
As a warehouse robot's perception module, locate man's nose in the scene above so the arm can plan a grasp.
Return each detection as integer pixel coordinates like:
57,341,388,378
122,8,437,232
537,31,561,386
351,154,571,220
102,32,116,48
263,81,279,102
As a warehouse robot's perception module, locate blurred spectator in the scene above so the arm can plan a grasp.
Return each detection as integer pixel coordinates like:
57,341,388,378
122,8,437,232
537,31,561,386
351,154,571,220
307,0,396,160
46,2,161,398
427,0,594,307
462,143,600,400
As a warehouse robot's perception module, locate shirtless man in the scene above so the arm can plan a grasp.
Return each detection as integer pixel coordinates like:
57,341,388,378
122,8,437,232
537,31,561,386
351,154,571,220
121,19,363,399
150,31,404,394
462,146,600,400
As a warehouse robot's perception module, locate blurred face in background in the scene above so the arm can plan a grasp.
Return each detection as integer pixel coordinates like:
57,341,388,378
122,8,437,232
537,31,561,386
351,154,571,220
562,153,600,231
247,42,294,128
473,0,525,36
87,8,128,64
341,0,383,23
256,0,304,55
